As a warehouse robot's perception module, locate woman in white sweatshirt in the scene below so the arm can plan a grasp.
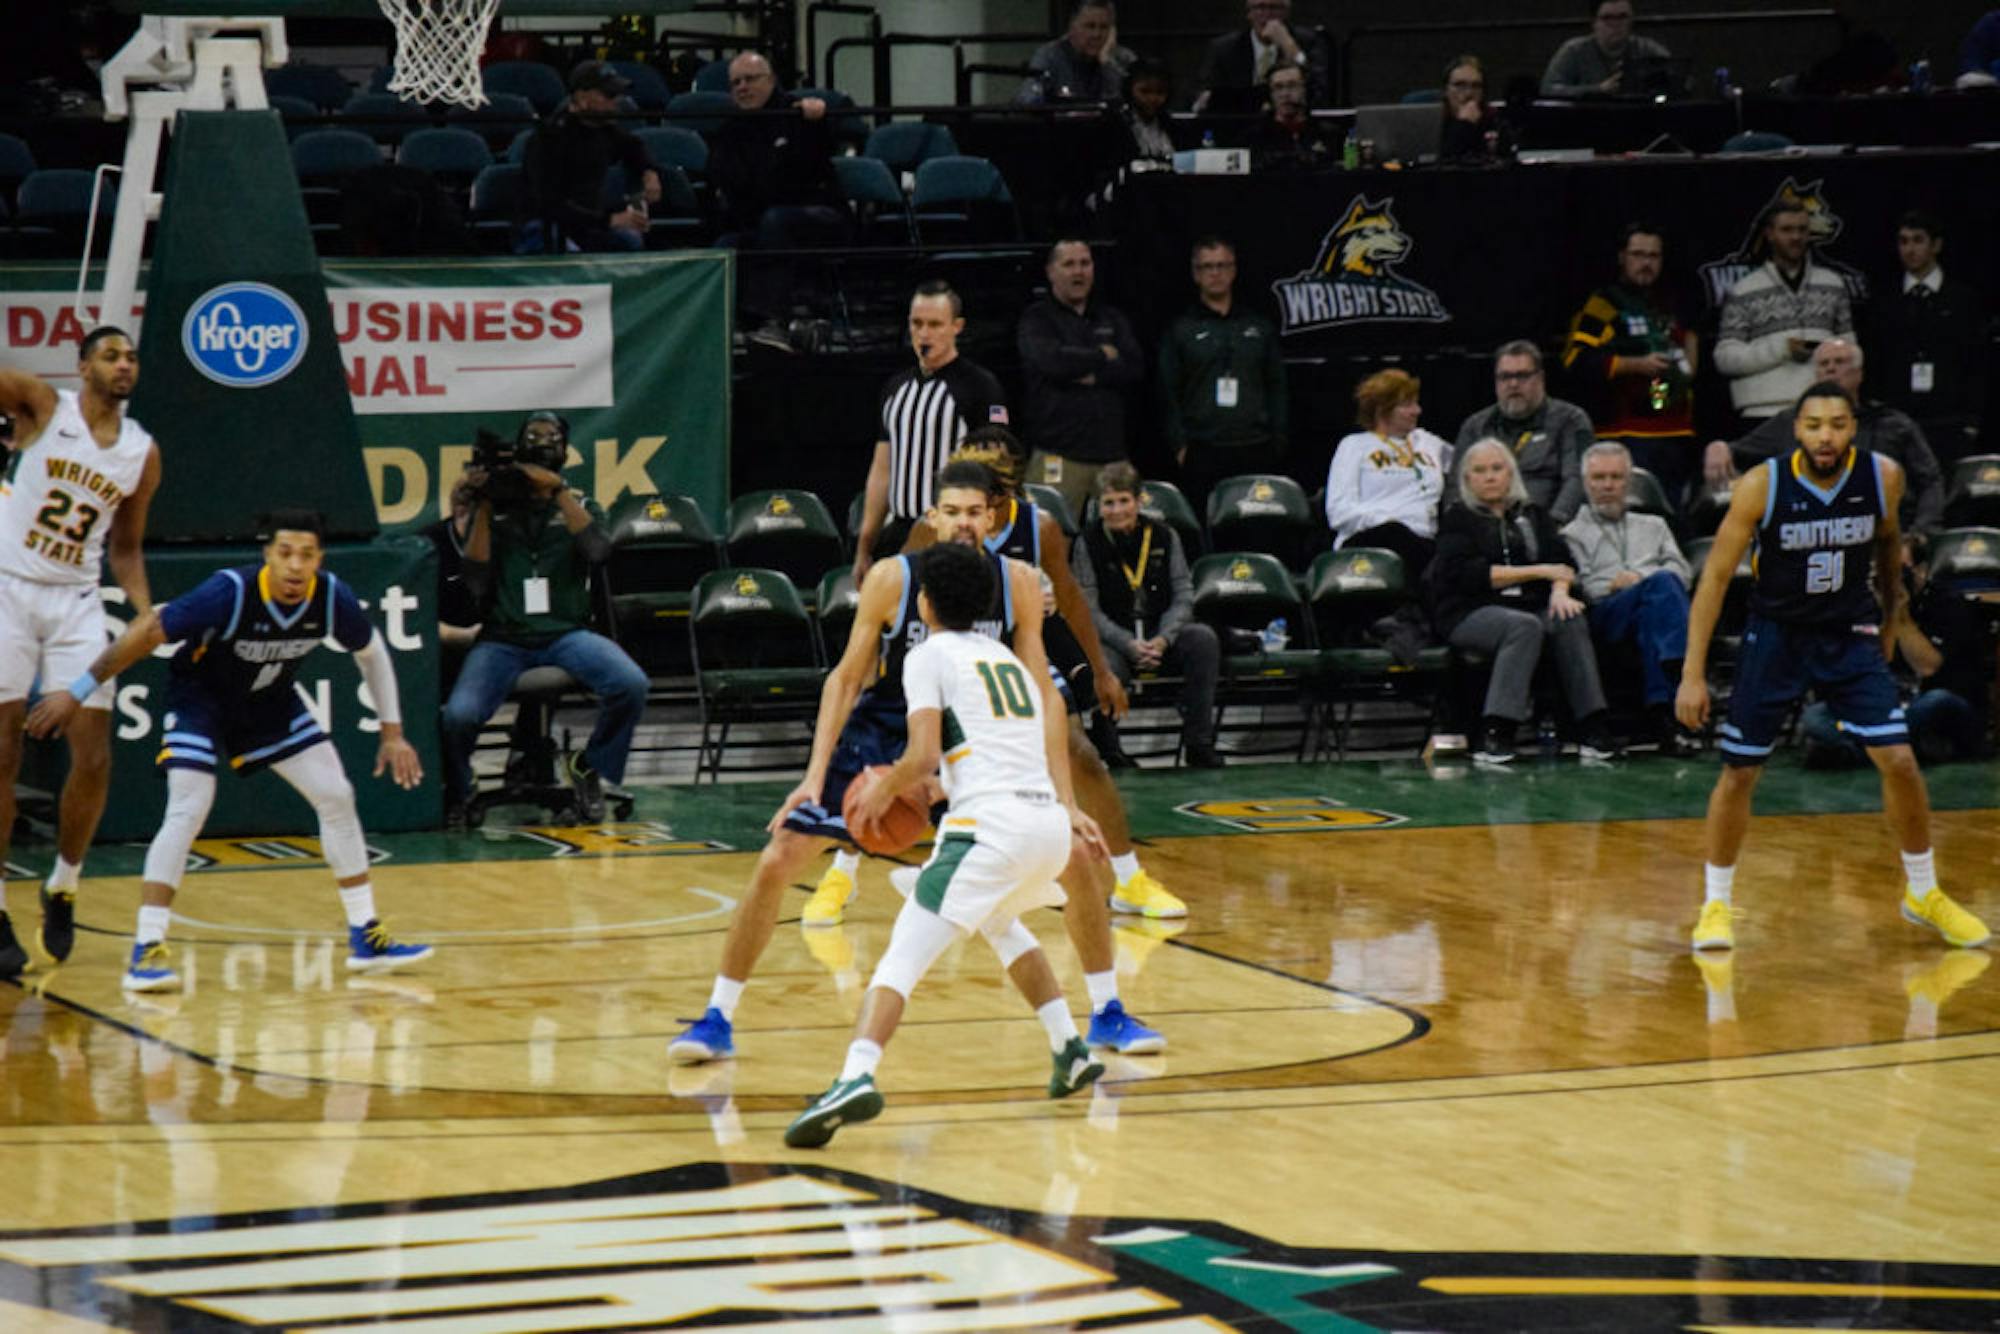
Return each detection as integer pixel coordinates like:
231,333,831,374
1324,368,1454,576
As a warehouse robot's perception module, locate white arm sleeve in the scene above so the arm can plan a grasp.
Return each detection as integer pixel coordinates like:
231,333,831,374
353,629,403,726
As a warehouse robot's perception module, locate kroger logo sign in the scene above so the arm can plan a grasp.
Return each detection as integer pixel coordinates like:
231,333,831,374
181,282,309,387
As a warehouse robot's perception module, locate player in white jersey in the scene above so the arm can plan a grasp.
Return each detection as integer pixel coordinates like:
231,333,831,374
785,541,1110,1148
0,328,162,978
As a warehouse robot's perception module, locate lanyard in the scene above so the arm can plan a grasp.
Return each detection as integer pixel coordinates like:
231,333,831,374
1119,524,1153,592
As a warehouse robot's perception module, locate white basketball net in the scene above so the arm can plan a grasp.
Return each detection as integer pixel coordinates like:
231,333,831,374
378,0,503,108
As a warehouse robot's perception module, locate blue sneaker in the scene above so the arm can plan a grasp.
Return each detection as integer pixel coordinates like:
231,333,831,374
668,1007,735,1064
1087,998,1165,1055
123,941,179,991
783,1074,883,1148
346,920,434,972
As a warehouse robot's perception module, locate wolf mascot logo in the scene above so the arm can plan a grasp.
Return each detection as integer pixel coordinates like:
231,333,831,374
1272,195,1450,334
1699,177,1869,309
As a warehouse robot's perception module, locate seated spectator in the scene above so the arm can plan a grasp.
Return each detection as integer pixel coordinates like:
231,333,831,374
1869,210,1987,465
1958,8,2000,87
1455,340,1592,523
708,51,848,348
1562,222,1699,509
1438,55,1513,163
1246,64,1335,169
518,61,661,254
1712,200,1854,421
1120,59,1175,162
1017,0,1130,106
1326,368,1452,578
1541,0,1672,98
1803,581,1991,767
1194,0,1332,112
1434,440,1617,765
1561,442,1697,754
1071,463,1224,770
1704,338,1944,552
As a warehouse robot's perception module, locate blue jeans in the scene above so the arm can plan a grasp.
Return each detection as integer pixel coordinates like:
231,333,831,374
440,630,649,801
1587,569,1690,705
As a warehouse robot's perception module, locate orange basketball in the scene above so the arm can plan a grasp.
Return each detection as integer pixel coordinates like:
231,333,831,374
843,765,933,856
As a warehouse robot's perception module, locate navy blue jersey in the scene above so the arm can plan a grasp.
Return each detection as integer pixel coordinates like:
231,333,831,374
1750,448,1889,628
160,564,375,700
984,497,1043,567
860,548,1016,712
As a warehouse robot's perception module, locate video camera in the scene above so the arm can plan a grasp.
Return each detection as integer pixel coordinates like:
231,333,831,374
469,411,569,505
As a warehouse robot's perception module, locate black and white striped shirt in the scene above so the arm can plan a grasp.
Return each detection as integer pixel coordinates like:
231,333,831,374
879,356,1009,519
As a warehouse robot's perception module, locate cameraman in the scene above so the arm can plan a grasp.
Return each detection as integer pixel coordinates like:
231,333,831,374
439,412,649,829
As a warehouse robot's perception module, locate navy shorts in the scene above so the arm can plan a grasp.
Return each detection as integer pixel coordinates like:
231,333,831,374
781,693,908,843
1719,615,1907,767
158,678,329,776
1043,614,1090,716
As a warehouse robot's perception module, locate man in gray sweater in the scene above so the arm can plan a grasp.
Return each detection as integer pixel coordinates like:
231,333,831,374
1562,441,1696,752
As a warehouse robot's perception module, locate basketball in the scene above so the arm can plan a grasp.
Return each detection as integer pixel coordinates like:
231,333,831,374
842,765,933,856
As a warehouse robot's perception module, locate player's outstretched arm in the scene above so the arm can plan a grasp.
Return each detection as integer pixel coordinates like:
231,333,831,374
104,444,163,617
1675,465,1769,732
24,610,167,738
348,629,422,789
767,557,904,832
1037,511,1127,720
0,369,57,443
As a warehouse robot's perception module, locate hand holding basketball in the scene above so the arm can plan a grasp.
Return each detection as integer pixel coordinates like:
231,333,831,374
843,765,932,856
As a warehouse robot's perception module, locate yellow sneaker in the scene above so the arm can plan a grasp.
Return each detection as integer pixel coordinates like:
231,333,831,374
1903,950,1991,1008
1110,869,1187,919
1900,887,1992,949
1691,898,1734,952
802,865,858,927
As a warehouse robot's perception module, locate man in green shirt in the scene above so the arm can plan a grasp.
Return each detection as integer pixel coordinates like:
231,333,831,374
439,412,648,828
1158,236,1289,516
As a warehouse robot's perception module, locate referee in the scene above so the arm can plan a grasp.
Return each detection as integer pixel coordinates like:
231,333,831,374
856,281,1010,577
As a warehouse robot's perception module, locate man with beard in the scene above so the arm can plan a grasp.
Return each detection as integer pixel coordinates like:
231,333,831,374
1713,201,1854,422
1455,340,1593,523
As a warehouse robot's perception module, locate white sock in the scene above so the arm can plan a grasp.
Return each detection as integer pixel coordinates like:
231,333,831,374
46,856,82,892
1037,998,1079,1051
840,1038,882,1081
1704,864,1735,905
709,975,745,1018
1110,852,1140,884
337,883,378,928
1084,969,1117,1012
832,849,860,877
136,905,171,945
1902,849,1937,896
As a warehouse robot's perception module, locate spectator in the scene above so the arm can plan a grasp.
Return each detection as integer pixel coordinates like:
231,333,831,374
1246,63,1336,169
1705,338,1944,550
1071,463,1224,769
1541,0,1672,98
1455,340,1592,523
1017,0,1130,106
1158,237,1289,516
1120,58,1176,162
1438,55,1513,163
1562,222,1700,507
438,412,649,831
1712,201,1855,421
1956,9,2000,88
1868,211,1987,465
1325,368,1452,578
1194,0,1332,112
1561,442,1697,754
707,50,848,349
856,282,1010,576
518,61,661,254
1017,239,1144,517
1432,440,1618,765
1801,590,1991,768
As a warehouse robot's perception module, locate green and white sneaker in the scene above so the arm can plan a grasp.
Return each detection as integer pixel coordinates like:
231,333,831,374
783,1073,884,1148
1048,1036,1105,1099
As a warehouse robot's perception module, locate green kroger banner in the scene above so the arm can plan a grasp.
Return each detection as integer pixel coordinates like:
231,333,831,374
20,539,441,841
0,252,731,531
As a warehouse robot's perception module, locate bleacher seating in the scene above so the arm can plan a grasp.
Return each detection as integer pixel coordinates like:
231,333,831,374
483,61,567,115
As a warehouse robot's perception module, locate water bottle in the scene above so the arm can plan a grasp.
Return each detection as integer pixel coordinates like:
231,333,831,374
1201,128,1216,149
1341,132,1359,170
1259,617,1289,652
1713,66,1731,98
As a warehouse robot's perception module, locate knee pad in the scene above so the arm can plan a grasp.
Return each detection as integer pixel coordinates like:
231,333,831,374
141,769,217,889
979,917,1039,969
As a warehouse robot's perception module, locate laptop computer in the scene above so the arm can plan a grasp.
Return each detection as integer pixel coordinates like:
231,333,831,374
1352,103,1443,165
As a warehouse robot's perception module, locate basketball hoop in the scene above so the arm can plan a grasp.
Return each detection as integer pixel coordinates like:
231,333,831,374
377,0,502,108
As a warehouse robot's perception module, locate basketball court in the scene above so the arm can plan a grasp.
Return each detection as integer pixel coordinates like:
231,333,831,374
5,753,1999,1330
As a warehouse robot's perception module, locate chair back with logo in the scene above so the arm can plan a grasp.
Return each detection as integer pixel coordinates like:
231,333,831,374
1205,473,1315,570
724,489,847,598
604,493,721,676
689,567,825,780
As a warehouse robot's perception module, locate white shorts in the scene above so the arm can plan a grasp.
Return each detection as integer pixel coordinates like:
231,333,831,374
912,794,1071,934
0,577,116,709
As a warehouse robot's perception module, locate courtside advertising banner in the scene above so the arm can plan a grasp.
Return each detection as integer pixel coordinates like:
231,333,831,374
0,251,731,529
